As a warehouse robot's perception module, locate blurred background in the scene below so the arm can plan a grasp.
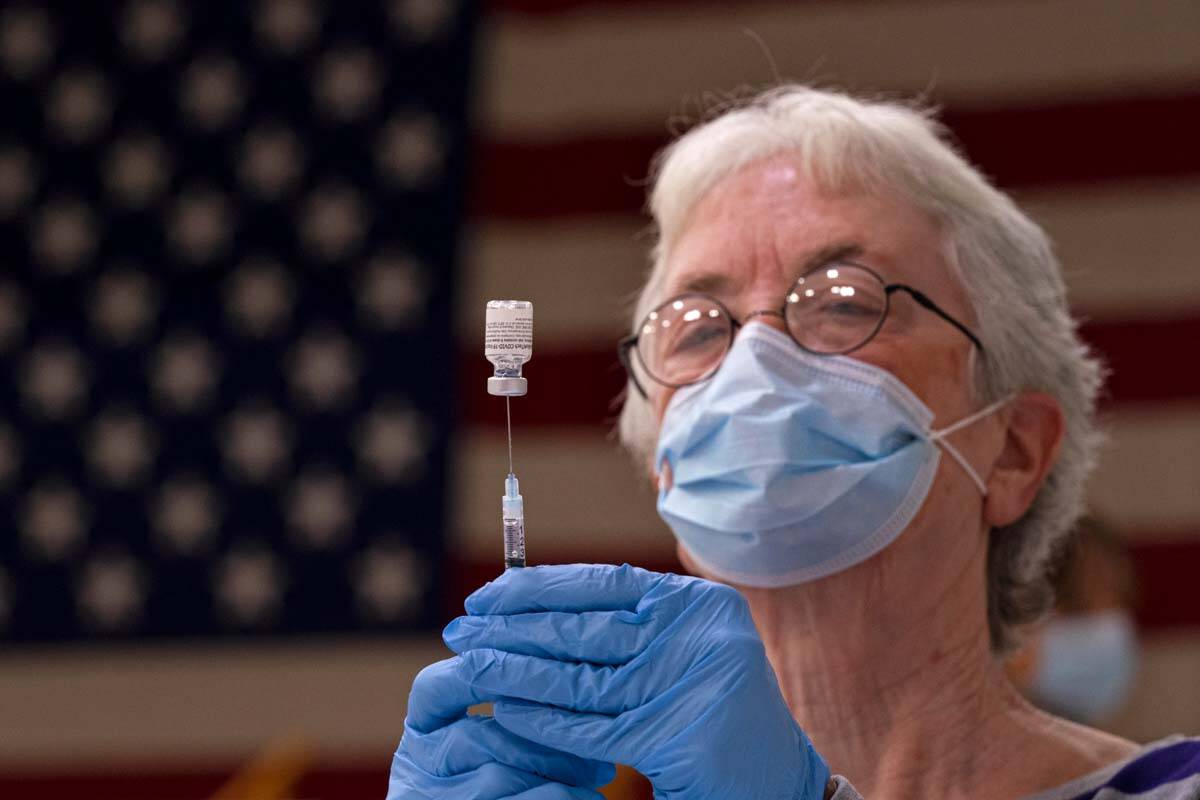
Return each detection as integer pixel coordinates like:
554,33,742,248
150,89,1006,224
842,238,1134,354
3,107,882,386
0,0,1197,797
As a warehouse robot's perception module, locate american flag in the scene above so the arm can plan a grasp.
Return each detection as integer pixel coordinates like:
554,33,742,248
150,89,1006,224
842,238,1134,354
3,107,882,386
0,0,472,643
2,0,1199,798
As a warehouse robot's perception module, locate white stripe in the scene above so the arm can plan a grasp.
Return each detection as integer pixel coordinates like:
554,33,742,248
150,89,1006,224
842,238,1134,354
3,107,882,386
451,404,1200,559
449,429,670,558
1022,181,1200,316
462,218,648,343
1109,631,1200,742
461,180,1200,342
1090,404,1200,539
0,638,448,764
484,0,1200,135
2,631,1197,761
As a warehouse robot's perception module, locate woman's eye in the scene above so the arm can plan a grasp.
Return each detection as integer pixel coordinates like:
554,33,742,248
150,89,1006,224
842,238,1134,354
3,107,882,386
672,323,724,352
817,299,879,319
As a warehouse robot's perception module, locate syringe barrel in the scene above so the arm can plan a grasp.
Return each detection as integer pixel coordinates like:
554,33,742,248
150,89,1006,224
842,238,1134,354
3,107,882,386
502,473,526,568
503,516,526,569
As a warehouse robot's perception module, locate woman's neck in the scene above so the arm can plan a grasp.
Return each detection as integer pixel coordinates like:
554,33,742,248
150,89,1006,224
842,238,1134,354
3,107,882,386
740,542,1135,800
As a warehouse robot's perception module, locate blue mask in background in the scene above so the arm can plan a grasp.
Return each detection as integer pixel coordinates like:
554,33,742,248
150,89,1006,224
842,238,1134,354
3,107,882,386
655,323,1007,588
1030,610,1139,723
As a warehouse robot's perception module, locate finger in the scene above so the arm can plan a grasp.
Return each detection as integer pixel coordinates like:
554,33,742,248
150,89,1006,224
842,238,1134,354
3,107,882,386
465,564,664,616
405,657,495,733
450,572,712,665
400,715,615,788
457,648,677,715
492,699,636,766
506,784,607,800
444,610,653,665
389,755,578,800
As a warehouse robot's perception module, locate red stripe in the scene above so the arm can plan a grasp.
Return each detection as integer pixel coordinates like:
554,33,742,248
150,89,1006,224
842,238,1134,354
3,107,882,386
471,93,1200,220
1128,536,1200,631
0,762,645,800
444,538,1200,631
486,0,768,14
458,313,1200,431
0,763,384,800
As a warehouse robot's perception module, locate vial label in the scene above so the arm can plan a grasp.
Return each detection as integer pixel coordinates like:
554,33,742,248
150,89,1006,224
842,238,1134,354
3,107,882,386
485,304,533,363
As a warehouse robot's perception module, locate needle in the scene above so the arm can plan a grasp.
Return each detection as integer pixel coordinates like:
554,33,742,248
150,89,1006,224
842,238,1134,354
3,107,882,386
506,396,514,474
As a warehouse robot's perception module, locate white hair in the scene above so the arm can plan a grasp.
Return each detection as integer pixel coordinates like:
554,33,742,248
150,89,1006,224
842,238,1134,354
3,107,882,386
616,86,1106,653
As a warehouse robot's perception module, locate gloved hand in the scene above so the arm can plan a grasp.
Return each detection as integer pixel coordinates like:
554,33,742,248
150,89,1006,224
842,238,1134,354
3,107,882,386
442,564,830,800
388,656,616,799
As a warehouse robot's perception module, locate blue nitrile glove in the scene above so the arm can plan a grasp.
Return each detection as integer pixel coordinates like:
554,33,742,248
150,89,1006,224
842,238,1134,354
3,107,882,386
442,564,831,800
388,656,616,799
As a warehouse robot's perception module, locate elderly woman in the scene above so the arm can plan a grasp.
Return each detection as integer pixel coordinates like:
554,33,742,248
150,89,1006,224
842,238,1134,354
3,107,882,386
389,87,1200,799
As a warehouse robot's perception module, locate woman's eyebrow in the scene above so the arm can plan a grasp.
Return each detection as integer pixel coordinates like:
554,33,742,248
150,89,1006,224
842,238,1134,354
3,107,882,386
793,242,865,278
671,242,866,296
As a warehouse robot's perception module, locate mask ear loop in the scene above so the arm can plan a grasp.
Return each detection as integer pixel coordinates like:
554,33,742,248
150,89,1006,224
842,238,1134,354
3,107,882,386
927,394,1016,496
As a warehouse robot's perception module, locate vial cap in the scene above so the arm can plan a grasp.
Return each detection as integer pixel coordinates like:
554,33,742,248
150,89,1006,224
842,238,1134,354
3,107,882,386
488,376,528,396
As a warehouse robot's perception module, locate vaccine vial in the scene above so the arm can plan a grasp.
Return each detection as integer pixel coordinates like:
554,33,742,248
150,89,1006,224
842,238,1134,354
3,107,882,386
485,300,533,396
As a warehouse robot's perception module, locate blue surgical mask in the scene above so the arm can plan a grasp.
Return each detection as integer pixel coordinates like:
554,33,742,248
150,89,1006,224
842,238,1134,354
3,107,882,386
654,323,1008,587
1029,610,1138,723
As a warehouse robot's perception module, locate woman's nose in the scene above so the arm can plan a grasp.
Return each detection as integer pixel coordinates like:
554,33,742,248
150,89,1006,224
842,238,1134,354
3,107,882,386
741,309,788,335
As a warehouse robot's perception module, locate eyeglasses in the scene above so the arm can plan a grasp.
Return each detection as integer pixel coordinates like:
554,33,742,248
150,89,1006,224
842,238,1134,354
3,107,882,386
618,261,984,398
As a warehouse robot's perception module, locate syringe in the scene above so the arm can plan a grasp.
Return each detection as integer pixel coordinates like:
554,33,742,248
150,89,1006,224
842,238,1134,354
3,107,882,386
485,300,532,569
502,471,525,569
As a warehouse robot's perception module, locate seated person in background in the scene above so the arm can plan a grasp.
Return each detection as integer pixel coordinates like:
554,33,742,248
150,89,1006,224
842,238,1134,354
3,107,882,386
1009,516,1140,725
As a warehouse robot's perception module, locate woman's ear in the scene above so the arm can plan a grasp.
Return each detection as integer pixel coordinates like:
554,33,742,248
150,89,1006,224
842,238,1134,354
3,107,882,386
984,392,1065,527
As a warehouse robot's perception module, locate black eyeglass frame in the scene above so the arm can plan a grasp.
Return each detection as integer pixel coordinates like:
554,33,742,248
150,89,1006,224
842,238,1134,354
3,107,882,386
617,261,985,399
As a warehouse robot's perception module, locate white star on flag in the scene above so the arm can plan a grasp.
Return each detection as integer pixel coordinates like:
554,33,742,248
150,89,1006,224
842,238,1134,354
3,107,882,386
390,0,457,42
87,410,158,487
315,46,381,122
104,133,172,208
153,477,222,556
300,183,367,262
288,328,359,409
0,283,27,351
226,259,295,337
21,341,89,419
222,404,292,483
180,55,246,131
358,252,430,329
214,546,285,626
32,196,96,273
0,147,35,217
0,567,11,631
78,553,146,631
377,113,445,188
238,123,306,200
287,469,355,549
256,0,320,55
355,399,431,483
152,334,220,413
352,541,428,622
168,186,234,263
121,0,185,63
0,6,54,80
21,482,88,562
91,269,160,345
45,67,112,144
0,424,19,487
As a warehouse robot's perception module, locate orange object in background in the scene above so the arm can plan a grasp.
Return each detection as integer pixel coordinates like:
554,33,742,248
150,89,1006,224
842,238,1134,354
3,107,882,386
602,765,654,800
210,737,312,800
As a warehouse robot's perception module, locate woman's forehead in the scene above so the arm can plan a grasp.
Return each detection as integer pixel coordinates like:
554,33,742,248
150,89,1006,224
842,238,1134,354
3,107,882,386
662,161,954,300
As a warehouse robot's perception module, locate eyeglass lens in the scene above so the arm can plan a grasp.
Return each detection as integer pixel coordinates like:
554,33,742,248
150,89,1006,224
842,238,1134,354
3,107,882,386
636,264,889,386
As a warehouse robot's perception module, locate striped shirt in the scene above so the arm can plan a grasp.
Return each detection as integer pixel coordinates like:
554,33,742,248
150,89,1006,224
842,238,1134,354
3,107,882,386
829,738,1200,800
